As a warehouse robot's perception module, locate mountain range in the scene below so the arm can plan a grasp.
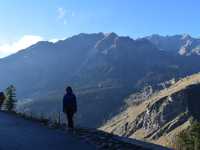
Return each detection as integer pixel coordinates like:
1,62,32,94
0,32,200,127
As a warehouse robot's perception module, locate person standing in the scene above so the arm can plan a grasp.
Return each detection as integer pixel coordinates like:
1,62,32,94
0,92,5,109
63,86,77,129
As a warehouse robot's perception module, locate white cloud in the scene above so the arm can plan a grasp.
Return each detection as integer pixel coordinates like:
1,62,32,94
57,7,66,19
49,38,59,43
57,7,75,25
49,37,66,43
0,35,43,58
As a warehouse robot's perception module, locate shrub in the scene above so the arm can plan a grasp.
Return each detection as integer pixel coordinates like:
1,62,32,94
173,120,200,150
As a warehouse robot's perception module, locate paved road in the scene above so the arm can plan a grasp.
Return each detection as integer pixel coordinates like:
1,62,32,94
0,112,96,150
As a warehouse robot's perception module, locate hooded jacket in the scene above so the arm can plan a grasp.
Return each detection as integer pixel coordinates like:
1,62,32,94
63,93,77,113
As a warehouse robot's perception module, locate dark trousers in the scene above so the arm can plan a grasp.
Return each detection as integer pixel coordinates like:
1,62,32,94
66,110,74,128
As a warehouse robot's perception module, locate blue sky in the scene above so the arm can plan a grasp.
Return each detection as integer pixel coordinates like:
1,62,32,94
0,0,200,57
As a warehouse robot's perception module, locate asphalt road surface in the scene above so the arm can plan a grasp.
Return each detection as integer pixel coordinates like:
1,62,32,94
0,112,96,150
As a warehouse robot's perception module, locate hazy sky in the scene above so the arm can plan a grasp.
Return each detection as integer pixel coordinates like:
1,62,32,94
0,0,200,57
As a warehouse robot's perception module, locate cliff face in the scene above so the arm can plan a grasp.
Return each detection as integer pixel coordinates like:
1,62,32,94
186,84,200,121
100,73,200,146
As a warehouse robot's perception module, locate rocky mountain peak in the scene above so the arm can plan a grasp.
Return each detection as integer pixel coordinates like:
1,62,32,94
181,33,192,40
147,34,200,56
103,32,118,38
95,32,118,51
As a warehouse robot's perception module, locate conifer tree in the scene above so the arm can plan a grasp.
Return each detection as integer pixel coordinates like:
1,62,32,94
5,85,17,112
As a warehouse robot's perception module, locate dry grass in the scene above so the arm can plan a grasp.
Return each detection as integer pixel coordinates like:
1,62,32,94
100,72,200,147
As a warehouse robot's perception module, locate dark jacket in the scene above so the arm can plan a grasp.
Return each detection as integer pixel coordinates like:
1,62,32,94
0,92,5,108
63,93,77,113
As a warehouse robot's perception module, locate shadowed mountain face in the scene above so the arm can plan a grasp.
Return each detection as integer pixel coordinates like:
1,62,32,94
186,84,200,121
1,33,200,127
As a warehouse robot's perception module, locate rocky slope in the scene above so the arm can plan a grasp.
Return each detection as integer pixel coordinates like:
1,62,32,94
100,73,200,147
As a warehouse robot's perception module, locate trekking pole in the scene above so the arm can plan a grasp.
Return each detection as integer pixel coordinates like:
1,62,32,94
58,112,61,126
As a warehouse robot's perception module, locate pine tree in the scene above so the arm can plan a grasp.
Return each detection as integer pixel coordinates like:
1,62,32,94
5,85,17,112
173,120,200,150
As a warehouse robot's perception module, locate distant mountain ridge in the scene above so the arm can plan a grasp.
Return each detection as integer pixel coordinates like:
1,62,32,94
146,34,200,55
1,32,200,127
